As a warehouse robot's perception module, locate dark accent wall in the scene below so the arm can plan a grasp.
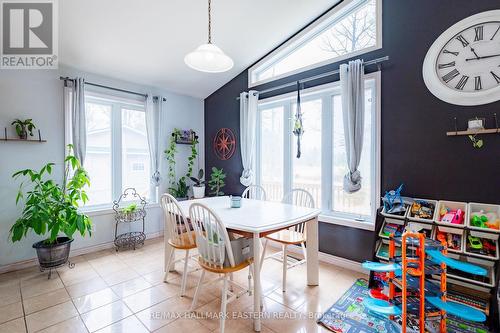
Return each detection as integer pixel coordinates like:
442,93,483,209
205,0,500,262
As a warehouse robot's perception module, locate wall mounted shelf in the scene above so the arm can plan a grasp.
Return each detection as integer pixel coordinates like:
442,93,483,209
446,128,499,137
0,138,47,143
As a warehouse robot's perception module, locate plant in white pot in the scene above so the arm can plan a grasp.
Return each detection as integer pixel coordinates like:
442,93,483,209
190,169,206,199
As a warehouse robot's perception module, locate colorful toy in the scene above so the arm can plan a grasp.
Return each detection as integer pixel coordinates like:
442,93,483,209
410,200,435,219
362,231,487,332
468,236,483,250
440,208,464,225
470,210,500,230
436,231,461,251
382,184,406,215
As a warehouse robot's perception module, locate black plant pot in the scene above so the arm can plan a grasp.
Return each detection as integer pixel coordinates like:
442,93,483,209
33,237,73,269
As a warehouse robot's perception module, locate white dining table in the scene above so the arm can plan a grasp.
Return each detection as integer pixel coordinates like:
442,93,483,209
175,196,321,332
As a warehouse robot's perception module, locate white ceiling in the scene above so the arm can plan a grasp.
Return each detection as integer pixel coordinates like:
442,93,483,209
60,0,339,99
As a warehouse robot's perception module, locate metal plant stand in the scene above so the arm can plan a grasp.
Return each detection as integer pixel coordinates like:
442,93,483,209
113,188,147,251
40,261,75,279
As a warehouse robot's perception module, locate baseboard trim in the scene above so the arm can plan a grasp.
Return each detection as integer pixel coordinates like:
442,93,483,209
266,240,366,274
0,231,163,275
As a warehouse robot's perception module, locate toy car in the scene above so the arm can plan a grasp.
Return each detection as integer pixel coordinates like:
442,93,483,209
468,236,483,250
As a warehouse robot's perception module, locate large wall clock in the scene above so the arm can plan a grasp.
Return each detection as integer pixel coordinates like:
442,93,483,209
423,10,500,106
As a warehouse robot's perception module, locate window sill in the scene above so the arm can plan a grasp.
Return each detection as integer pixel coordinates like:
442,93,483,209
319,214,375,231
81,203,160,217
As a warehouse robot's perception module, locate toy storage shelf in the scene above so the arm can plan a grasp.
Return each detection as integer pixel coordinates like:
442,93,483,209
373,197,500,328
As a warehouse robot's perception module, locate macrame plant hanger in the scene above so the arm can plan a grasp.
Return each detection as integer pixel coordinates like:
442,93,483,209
293,81,304,158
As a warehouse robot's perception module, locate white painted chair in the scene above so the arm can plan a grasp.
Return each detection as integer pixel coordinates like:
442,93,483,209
260,189,315,292
241,185,267,201
161,193,197,296
189,203,254,333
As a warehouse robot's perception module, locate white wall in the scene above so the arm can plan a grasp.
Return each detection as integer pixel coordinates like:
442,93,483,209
0,66,204,268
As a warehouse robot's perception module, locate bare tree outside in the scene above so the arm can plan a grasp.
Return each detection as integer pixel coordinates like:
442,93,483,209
320,1,376,56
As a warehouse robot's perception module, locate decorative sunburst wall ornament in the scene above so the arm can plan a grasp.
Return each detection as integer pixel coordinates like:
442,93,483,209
213,128,236,160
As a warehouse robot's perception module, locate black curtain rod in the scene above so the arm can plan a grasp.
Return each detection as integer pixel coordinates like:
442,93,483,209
59,76,166,100
237,55,389,100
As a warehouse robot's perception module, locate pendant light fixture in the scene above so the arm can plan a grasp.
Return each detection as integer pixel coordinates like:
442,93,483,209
184,0,234,73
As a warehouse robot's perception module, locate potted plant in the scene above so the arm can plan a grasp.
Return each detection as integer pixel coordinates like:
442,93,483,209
11,118,36,140
190,169,206,199
10,145,92,270
208,167,226,196
169,177,189,201
121,203,138,219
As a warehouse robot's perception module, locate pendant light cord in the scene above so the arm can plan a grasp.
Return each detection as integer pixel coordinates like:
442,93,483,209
208,0,212,44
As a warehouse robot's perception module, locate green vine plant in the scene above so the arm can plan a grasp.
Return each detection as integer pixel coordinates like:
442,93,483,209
186,135,199,178
165,128,181,188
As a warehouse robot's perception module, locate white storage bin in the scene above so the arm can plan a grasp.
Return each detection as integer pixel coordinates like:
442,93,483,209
381,205,408,220
375,240,402,261
432,225,465,254
467,202,500,233
407,222,434,239
406,198,437,224
435,200,468,228
446,254,496,288
378,219,406,239
464,230,499,260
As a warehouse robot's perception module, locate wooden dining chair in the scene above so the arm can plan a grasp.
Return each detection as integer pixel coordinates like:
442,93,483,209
260,189,315,292
189,203,254,333
161,193,197,296
242,184,267,201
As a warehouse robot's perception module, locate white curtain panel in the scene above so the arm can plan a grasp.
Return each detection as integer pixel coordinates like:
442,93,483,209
340,59,365,193
239,90,259,186
146,95,162,186
65,77,86,165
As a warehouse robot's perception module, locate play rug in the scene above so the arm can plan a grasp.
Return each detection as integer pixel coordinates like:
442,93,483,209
317,278,490,333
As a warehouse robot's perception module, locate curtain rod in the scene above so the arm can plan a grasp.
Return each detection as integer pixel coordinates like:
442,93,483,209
237,55,389,100
59,76,160,100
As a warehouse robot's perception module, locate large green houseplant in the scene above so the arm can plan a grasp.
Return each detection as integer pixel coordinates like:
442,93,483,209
10,145,92,269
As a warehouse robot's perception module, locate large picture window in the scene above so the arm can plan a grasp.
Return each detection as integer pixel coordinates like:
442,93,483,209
248,0,381,87
83,93,153,208
256,73,380,225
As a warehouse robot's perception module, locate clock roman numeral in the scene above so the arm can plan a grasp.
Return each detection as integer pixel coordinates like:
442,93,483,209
491,25,500,40
438,61,455,69
442,69,460,83
443,50,459,56
456,35,469,47
455,75,469,90
474,26,484,41
491,71,500,84
474,76,482,90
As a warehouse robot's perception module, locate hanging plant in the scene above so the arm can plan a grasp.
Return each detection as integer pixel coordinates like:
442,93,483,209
186,135,199,178
293,82,304,158
165,128,181,187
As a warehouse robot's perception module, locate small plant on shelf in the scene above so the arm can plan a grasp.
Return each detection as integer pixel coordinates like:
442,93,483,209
190,169,206,199
169,177,189,200
120,203,138,219
208,167,226,196
11,118,36,140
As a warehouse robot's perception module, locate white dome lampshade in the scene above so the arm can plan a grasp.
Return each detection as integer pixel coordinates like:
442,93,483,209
184,43,234,73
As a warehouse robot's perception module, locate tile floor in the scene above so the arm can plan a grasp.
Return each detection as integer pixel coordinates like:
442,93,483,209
0,237,367,333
